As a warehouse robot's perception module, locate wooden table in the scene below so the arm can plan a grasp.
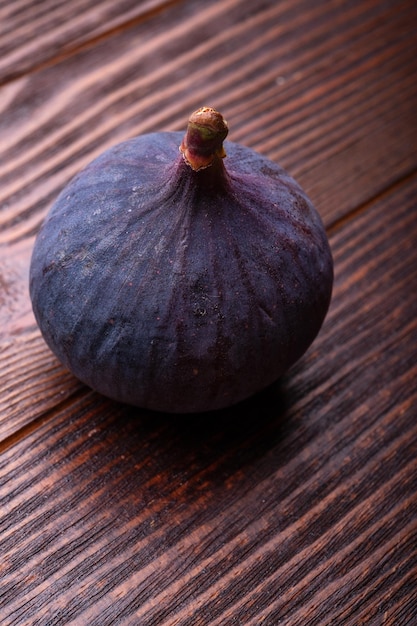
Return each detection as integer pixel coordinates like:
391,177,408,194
1,1,416,624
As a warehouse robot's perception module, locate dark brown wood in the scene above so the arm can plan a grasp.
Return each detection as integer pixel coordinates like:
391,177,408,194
1,0,417,624
0,0,178,84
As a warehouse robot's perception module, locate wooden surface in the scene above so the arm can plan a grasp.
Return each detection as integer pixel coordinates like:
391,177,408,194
1,0,417,624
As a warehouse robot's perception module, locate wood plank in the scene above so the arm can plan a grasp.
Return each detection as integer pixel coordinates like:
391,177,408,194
0,0,179,84
0,237,82,440
0,0,416,244
1,171,416,625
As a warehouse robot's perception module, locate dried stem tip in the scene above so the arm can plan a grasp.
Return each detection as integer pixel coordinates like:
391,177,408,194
180,107,229,171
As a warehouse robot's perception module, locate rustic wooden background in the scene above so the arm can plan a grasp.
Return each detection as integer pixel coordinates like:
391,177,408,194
1,0,417,624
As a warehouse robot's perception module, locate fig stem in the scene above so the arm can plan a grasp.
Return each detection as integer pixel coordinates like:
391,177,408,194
180,107,228,172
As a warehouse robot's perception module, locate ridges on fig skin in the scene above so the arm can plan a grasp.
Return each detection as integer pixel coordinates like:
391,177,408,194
29,107,333,413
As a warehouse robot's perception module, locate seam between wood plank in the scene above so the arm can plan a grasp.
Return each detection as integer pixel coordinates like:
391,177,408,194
325,167,417,237
0,388,90,455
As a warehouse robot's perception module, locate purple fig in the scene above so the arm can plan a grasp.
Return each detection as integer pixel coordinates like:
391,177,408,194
29,107,333,413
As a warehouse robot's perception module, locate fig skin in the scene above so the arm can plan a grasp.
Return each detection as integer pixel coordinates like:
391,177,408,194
29,108,333,413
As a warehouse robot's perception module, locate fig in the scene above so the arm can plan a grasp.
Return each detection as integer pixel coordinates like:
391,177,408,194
29,107,333,413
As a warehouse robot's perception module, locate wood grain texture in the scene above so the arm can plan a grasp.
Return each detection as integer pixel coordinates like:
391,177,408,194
0,0,178,84
1,0,417,623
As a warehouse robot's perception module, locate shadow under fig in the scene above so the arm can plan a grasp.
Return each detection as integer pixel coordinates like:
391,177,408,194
117,377,293,467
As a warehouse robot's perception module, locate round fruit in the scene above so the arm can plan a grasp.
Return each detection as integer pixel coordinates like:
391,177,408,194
29,107,333,413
